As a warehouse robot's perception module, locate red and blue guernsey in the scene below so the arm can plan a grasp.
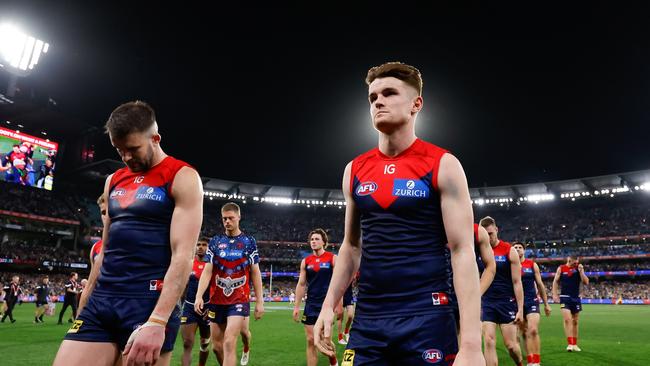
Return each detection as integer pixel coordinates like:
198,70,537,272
205,233,259,305
521,258,537,302
94,156,191,298
185,257,210,304
351,138,452,318
559,264,581,298
483,240,514,301
90,240,103,263
305,251,335,305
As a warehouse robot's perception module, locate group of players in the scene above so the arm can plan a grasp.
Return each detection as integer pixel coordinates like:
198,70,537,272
48,61,590,366
1,141,56,188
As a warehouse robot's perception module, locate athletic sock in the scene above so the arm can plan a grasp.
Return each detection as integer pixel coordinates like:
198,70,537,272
338,333,343,341
328,356,337,365
526,354,533,364
574,336,578,345
243,344,250,353
533,354,541,363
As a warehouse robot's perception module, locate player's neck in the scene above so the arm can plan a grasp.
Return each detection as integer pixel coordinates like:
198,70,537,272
149,147,168,169
226,229,242,237
313,248,325,256
377,126,417,157
196,254,204,261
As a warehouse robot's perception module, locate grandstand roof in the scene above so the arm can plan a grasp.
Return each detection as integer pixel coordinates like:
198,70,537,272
77,159,650,205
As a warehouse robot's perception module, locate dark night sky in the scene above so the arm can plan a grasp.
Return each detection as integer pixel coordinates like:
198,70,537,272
3,2,650,189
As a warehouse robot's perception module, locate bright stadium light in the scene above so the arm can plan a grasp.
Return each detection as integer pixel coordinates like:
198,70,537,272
0,23,50,74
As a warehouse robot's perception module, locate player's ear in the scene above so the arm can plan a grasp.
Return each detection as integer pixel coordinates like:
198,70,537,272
411,95,423,114
152,133,161,145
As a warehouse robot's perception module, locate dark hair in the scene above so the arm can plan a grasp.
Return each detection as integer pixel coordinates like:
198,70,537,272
105,101,156,139
198,236,211,243
480,216,496,228
70,272,77,278
512,241,524,247
308,228,329,249
366,62,423,95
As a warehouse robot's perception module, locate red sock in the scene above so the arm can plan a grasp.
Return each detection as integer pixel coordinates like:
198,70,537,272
517,362,523,366
526,354,534,363
338,333,343,340
567,337,573,345
328,355,337,365
243,344,249,352
344,325,350,334
533,354,541,363
574,337,578,345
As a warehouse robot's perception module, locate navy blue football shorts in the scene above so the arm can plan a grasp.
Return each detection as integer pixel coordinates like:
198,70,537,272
206,303,250,325
64,294,180,352
481,297,517,324
343,311,458,365
560,296,582,314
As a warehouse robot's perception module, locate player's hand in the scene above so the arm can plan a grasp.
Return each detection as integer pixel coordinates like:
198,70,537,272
514,309,523,324
194,298,205,315
544,304,552,317
292,307,301,322
123,322,165,366
313,306,336,358
578,264,584,273
454,348,485,366
254,301,264,320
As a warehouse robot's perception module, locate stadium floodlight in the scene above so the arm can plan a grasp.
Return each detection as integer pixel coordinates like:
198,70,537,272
0,23,49,75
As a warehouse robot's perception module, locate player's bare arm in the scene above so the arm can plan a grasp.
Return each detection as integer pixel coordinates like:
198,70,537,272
124,166,203,365
552,267,562,302
314,161,361,357
438,153,484,366
79,174,112,315
578,264,589,285
509,247,524,323
477,225,496,295
250,262,265,320
293,259,307,322
533,262,551,316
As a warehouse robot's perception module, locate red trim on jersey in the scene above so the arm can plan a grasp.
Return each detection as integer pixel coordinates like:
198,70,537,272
91,240,103,262
521,258,535,271
493,240,512,257
109,156,193,198
473,223,480,247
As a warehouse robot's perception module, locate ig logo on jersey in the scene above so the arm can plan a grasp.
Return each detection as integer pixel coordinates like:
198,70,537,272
356,181,377,196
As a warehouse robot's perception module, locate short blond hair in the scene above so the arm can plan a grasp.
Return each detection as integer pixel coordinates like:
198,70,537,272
479,216,496,228
221,202,240,215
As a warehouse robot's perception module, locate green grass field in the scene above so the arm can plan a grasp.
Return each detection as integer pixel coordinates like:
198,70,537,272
1,303,649,365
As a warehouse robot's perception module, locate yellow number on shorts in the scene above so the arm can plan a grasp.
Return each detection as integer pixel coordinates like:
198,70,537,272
301,315,307,322
180,316,187,323
67,320,83,334
560,303,566,308
342,349,355,366
208,311,216,319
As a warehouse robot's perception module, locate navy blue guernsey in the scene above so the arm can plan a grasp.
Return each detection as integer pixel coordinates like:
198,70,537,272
483,240,515,301
559,264,581,298
521,259,537,302
351,139,452,319
185,257,210,304
95,156,191,298
304,251,335,306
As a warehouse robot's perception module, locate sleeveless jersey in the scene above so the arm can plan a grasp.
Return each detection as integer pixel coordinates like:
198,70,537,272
185,256,210,304
304,251,335,306
351,138,451,318
483,240,514,300
521,258,537,302
90,240,103,263
95,156,191,298
205,233,259,305
559,264,581,298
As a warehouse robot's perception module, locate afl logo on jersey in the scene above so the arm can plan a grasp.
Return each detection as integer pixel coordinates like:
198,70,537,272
356,181,377,196
110,188,126,198
421,349,443,363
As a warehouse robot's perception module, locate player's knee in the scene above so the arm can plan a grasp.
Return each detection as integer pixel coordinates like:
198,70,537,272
223,334,237,350
182,337,194,350
526,326,539,338
306,333,315,345
483,333,497,349
504,339,519,353
572,318,579,326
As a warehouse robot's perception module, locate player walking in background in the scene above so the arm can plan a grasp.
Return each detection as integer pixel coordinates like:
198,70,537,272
513,242,551,366
57,272,79,324
194,202,264,366
314,62,484,365
293,229,340,366
89,193,108,267
552,255,589,352
1,275,21,323
53,100,204,366
180,237,212,366
480,216,524,366
34,275,51,323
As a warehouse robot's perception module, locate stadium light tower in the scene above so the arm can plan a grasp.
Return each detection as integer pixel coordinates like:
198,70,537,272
0,22,50,97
